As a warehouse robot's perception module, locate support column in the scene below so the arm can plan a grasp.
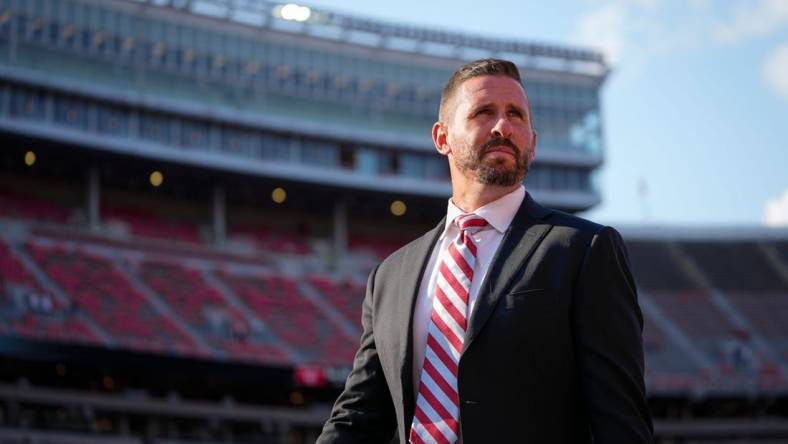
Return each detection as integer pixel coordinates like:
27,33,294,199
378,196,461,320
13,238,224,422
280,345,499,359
212,184,226,244
86,166,100,233
333,199,348,262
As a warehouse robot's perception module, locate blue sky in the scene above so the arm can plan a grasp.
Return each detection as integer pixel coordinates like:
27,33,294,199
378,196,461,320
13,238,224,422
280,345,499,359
305,0,788,227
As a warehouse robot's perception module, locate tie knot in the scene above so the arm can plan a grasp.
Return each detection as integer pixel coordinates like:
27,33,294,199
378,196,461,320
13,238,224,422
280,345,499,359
455,213,488,233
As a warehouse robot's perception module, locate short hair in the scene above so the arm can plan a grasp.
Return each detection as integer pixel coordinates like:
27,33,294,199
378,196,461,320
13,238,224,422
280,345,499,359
438,58,523,121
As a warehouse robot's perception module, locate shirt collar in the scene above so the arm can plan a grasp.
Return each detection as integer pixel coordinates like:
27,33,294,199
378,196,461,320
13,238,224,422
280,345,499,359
443,185,525,235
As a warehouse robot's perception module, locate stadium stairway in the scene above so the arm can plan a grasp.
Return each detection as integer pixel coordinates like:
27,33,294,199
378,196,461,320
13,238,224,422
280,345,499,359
307,276,366,332
1,217,364,366
669,242,788,378
759,242,788,287
215,271,356,366
23,239,202,355
200,267,304,364
0,230,114,346
0,238,105,346
638,290,714,375
296,281,361,342
113,257,216,358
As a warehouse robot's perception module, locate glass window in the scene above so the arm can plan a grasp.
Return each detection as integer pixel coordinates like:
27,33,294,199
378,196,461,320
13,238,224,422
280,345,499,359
181,120,210,149
566,169,580,191
424,156,448,181
27,14,46,43
579,170,591,192
356,147,378,175
400,153,425,179
140,113,172,145
260,132,291,161
9,87,46,119
97,104,128,136
53,96,88,129
222,127,260,158
0,84,9,116
551,167,568,191
376,150,398,175
76,27,90,52
525,165,544,190
31,0,46,15
301,139,337,167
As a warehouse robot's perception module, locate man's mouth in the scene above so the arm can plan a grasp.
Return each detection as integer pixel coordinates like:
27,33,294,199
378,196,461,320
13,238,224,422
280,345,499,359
484,146,515,156
479,138,520,160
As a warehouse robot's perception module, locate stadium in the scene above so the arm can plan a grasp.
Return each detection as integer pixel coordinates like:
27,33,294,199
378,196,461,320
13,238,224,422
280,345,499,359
0,0,786,442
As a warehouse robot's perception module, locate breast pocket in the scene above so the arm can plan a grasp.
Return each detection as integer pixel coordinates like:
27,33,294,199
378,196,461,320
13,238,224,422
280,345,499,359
504,287,558,311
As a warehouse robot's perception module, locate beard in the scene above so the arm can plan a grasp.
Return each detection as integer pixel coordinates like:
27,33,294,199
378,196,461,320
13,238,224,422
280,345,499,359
455,137,530,187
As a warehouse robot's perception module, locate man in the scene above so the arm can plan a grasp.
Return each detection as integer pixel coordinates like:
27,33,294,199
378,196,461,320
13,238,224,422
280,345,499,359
317,59,653,443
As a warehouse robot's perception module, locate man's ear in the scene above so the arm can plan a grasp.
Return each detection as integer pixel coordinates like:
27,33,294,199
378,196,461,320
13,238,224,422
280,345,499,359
433,121,450,155
529,130,538,163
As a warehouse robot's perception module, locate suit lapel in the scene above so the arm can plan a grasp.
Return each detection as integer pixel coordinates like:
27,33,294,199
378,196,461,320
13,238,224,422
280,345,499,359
397,218,444,426
462,193,553,353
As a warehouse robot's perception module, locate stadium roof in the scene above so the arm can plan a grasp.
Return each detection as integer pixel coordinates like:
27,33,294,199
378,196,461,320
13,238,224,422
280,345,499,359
129,0,608,77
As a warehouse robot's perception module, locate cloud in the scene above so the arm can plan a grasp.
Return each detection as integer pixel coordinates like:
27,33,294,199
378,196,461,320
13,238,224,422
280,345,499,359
763,43,788,99
714,0,788,44
688,0,711,10
571,3,628,64
764,189,788,227
571,0,788,67
568,1,709,66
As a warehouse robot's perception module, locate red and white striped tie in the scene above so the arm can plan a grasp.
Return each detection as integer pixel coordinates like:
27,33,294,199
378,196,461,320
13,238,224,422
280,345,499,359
410,213,488,444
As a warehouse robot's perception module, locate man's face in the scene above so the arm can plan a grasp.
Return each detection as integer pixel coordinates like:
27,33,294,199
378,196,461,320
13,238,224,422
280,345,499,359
434,75,537,187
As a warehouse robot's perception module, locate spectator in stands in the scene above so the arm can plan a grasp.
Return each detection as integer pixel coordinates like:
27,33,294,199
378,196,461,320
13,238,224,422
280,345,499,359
725,338,756,372
318,59,652,443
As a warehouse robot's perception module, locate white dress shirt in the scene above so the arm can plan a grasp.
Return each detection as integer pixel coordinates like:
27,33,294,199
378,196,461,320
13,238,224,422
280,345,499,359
412,185,526,398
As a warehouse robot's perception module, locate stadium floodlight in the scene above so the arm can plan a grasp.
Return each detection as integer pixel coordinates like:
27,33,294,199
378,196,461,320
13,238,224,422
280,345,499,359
390,200,406,217
150,171,164,187
271,187,287,203
276,3,311,22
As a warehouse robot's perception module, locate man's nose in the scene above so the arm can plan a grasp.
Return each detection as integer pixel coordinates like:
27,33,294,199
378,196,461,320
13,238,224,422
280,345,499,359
491,115,513,138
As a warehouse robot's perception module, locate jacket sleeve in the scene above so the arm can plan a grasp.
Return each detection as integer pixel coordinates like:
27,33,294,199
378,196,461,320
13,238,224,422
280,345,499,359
572,226,654,443
316,264,398,443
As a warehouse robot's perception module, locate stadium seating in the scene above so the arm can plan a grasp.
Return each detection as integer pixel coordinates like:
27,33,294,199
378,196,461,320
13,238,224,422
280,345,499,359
218,271,356,365
24,242,199,355
0,239,99,345
641,300,708,390
0,184,70,223
136,260,289,365
627,241,700,292
349,234,410,260
648,291,737,343
725,293,788,341
3,211,788,394
103,205,201,244
308,275,365,328
680,242,788,293
725,292,788,367
230,224,311,255
32,224,271,267
775,242,788,266
628,239,788,389
0,239,38,288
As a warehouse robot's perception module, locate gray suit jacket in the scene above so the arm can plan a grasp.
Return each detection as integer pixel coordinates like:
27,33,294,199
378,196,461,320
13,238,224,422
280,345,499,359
318,193,653,443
